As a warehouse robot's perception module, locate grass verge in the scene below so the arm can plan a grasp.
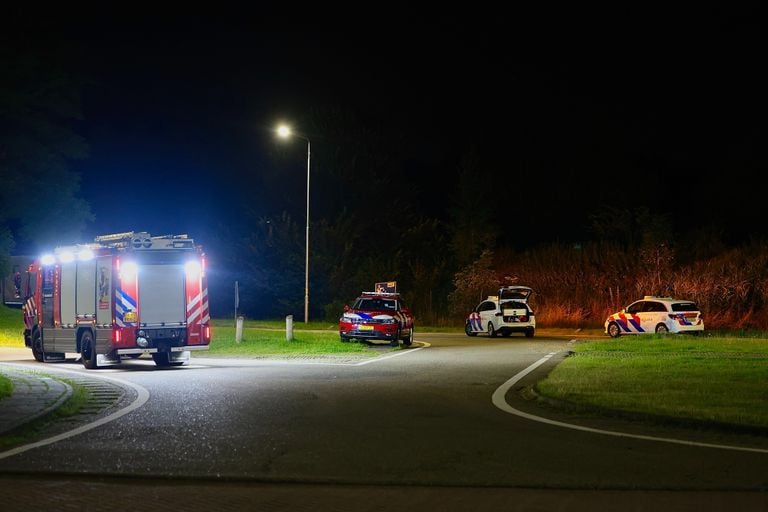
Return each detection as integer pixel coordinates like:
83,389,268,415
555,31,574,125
203,325,383,357
0,306,22,346
0,377,90,450
536,335,768,429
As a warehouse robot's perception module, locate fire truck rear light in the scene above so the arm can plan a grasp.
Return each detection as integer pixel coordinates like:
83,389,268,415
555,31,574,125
113,329,121,343
204,325,211,341
120,261,138,280
185,260,202,278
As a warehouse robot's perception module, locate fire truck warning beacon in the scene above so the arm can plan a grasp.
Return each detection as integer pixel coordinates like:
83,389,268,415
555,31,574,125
21,232,211,369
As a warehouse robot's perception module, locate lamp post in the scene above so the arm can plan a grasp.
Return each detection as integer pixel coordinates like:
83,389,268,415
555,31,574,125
276,124,311,323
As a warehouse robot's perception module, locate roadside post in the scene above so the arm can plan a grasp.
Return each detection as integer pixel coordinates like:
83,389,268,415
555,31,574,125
235,316,244,343
286,315,294,341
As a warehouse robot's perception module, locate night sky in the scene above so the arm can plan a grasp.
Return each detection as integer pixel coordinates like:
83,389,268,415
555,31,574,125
8,9,768,249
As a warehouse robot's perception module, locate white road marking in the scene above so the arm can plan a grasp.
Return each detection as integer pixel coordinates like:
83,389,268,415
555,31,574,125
350,342,429,365
0,364,150,460
492,352,768,454
194,341,431,367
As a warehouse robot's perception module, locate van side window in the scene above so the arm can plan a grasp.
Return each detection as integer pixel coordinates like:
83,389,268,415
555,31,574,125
42,267,54,297
26,272,37,298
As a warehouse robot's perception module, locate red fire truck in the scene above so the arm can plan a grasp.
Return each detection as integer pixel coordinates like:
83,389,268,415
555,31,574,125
21,231,211,369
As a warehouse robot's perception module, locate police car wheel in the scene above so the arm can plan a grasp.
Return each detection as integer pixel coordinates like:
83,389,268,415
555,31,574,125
403,328,413,347
655,324,669,334
607,322,621,338
465,322,477,337
487,323,497,338
390,330,401,347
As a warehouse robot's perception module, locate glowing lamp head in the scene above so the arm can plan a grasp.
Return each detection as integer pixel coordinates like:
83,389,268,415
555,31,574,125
276,124,291,138
78,248,95,261
58,250,74,263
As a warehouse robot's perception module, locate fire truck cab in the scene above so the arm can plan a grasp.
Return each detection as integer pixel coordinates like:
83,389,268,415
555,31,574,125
22,231,211,369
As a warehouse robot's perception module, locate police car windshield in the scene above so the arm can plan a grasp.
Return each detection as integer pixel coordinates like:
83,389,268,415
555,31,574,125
354,298,396,311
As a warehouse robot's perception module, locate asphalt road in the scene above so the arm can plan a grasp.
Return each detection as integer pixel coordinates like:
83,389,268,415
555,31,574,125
1,333,767,511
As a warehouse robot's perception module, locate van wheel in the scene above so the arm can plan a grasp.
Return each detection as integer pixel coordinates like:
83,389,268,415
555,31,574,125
655,324,669,334
31,330,44,362
81,331,99,369
487,322,497,338
607,322,622,338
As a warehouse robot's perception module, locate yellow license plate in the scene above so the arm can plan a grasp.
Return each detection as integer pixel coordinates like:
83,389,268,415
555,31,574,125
359,325,374,331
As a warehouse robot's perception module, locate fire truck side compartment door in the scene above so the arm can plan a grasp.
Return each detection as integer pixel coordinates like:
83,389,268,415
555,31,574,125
60,262,76,325
76,258,96,317
138,264,185,325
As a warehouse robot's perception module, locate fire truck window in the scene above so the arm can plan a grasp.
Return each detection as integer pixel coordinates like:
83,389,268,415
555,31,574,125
42,268,54,297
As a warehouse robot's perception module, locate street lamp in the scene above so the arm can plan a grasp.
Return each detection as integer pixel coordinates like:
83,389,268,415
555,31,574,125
276,123,311,323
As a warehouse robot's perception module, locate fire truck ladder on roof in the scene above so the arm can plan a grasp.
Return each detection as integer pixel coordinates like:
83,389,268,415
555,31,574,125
93,232,194,250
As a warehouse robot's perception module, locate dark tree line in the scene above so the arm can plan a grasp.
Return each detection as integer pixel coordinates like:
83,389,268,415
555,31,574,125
4,20,768,331
0,32,93,278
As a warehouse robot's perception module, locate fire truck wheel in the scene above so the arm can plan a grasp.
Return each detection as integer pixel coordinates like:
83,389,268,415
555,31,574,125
31,330,44,362
80,331,99,369
152,353,171,367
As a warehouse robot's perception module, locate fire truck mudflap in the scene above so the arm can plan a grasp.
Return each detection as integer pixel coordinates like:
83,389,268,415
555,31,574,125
22,231,211,369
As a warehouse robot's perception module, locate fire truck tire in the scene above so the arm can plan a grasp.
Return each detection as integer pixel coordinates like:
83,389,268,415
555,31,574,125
152,353,171,367
80,331,99,369
31,330,44,362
